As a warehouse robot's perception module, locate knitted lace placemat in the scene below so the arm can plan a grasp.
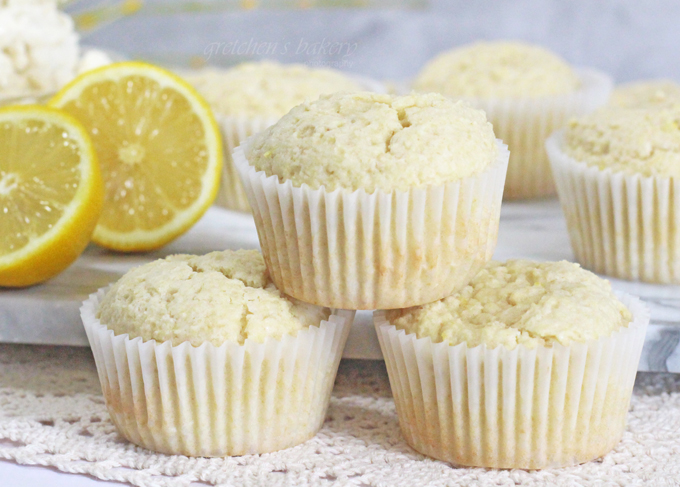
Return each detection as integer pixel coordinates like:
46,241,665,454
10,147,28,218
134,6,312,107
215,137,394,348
0,344,679,487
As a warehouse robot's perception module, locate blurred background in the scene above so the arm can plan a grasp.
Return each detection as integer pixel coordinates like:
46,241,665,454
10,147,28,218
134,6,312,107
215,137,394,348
66,0,680,83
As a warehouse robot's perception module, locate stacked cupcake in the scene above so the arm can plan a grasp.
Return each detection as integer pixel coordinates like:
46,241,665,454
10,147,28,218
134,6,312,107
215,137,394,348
234,91,508,309
82,249,353,456
375,260,647,468
81,53,651,469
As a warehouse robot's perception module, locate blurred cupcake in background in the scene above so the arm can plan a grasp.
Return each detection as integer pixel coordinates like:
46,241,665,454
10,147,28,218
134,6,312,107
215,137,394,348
375,260,648,469
413,40,612,199
185,61,381,212
547,104,680,283
609,79,680,108
0,0,111,105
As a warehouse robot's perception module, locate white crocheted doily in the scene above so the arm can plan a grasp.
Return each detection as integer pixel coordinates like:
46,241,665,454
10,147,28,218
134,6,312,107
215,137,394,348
0,344,679,486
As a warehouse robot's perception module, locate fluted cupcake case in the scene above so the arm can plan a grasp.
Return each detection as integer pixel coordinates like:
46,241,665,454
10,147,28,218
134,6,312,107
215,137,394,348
547,131,680,284
233,138,509,310
214,116,279,212
81,287,354,457
374,292,649,470
455,68,612,200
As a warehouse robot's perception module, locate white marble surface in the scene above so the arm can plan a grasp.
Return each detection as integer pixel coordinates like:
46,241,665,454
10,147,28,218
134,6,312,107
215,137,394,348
1,199,678,369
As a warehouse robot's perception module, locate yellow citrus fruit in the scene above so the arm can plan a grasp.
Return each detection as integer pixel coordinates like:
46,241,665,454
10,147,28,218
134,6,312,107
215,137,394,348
0,105,103,287
50,62,222,252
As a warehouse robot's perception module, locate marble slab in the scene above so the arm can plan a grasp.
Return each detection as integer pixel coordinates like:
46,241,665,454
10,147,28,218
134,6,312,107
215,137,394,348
1,200,678,370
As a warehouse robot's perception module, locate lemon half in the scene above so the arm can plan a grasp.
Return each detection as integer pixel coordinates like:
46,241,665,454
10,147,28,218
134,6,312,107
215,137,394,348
50,62,223,252
0,105,103,287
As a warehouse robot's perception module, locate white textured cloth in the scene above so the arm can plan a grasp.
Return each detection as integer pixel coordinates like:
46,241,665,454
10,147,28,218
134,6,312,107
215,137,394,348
0,344,679,486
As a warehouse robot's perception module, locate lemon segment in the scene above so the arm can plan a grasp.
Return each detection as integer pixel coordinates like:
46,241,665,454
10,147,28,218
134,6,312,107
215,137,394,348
0,105,103,287
50,62,223,252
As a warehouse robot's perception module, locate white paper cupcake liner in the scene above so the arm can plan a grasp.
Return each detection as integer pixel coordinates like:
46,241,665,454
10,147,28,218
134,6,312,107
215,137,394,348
547,131,680,284
213,76,386,213
374,292,649,469
233,139,509,310
214,115,280,212
81,287,354,457
413,68,612,200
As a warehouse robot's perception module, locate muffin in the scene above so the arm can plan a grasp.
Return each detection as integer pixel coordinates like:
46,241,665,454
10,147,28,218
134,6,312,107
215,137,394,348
80,249,353,457
413,40,612,199
547,105,680,283
610,79,680,108
185,61,372,212
233,91,509,310
375,260,649,469
0,1,111,104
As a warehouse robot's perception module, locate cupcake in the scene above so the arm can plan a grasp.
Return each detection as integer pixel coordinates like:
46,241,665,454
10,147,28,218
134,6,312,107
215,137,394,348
0,1,111,105
610,79,680,108
413,40,612,199
80,249,353,457
547,105,680,284
233,91,509,310
185,61,374,212
375,260,649,469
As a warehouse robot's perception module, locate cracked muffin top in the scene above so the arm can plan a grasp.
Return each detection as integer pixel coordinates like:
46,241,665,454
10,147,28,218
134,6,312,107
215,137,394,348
413,41,580,98
385,260,631,350
245,91,498,193
96,249,330,346
413,40,580,99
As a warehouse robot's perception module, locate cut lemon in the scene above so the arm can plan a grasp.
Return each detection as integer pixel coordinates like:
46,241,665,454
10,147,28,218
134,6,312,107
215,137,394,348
50,62,222,252
0,105,103,287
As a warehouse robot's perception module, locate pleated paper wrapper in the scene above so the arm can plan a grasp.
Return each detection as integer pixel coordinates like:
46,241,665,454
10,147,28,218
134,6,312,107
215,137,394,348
81,287,354,457
415,68,612,200
214,115,279,212
547,131,680,284
233,139,509,310
214,76,386,213
374,292,649,470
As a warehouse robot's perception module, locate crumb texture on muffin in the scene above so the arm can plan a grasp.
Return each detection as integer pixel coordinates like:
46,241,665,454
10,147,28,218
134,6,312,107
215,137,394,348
385,260,631,349
610,79,680,108
246,91,498,192
413,40,580,98
97,249,330,346
564,106,680,178
185,61,362,117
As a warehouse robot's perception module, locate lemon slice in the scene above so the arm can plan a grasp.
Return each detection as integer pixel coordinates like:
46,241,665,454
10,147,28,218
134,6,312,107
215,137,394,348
50,62,222,252
0,106,103,287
